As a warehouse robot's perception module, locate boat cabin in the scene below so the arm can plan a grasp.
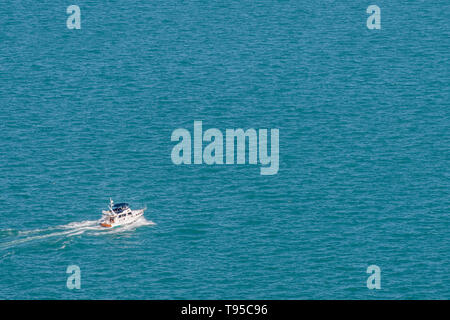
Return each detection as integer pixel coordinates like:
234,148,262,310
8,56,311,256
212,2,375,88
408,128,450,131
112,203,129,213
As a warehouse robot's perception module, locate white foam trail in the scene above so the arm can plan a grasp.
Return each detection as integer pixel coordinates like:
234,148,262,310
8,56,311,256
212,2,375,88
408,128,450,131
60,220,99,229
0,217,155,250
17,220,99,236
0,251,14,260
1,229,80,249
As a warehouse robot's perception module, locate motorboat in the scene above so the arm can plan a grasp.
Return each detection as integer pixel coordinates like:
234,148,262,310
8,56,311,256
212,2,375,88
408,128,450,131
100,199,145,228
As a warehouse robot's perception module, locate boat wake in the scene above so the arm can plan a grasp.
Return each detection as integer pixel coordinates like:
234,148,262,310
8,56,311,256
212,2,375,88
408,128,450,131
0,217,155,250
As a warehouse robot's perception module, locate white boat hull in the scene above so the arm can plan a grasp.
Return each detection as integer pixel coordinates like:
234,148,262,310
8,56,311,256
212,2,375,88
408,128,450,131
100,209,145,228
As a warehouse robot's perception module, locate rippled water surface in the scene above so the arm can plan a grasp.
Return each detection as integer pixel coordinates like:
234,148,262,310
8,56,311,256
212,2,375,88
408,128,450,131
0,1,449,299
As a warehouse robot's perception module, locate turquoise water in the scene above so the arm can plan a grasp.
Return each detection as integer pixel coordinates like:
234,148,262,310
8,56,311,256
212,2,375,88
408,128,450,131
0,1,449,299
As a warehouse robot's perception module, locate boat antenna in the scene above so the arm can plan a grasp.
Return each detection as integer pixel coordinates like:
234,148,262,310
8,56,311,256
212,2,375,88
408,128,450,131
109,198,114,212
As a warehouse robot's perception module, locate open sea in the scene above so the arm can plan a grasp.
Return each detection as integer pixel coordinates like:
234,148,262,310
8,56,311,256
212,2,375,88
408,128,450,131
0,1,449,299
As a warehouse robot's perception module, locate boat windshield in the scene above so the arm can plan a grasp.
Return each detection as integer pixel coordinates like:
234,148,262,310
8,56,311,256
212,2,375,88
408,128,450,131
112,203,129,213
